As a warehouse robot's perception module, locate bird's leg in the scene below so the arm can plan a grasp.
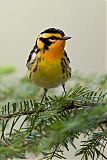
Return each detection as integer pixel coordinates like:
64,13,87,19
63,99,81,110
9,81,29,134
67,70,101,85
41,88,47,104
62,84,66,94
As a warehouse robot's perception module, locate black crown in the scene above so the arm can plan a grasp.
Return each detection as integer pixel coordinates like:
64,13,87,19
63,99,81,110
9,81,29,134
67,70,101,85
41,28,65,36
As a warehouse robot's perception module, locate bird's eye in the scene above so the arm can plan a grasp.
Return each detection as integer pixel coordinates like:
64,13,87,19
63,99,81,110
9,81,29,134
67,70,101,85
50,36,55,40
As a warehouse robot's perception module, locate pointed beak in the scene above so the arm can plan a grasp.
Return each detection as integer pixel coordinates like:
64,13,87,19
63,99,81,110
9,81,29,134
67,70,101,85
60,36,72,40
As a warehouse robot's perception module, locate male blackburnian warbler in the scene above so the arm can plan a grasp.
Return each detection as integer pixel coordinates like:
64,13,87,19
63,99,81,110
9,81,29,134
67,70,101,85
26,28,71,103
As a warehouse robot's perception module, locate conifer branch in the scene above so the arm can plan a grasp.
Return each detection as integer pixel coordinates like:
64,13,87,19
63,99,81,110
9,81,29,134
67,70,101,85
0,66,107,160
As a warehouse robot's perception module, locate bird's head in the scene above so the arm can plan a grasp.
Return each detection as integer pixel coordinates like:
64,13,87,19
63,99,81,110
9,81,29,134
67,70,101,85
36,28,71,52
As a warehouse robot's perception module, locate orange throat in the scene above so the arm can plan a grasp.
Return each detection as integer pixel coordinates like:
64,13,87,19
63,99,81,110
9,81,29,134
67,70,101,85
43,42,65,60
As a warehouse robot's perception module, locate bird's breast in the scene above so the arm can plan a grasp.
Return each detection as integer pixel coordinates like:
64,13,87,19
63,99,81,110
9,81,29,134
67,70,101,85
30,54,65,88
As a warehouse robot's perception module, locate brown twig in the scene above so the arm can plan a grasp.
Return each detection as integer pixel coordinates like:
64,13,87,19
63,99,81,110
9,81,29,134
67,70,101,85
0,108,36,120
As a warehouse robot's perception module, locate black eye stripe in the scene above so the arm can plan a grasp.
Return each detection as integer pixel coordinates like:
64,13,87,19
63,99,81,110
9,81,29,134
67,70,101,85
39,37,48,42
39,37,52,48
40,36,60,42
50,36,61,40
39,36,61,51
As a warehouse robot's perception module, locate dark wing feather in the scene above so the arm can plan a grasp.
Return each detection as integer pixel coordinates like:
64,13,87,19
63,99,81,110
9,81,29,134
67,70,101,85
26,45,37,69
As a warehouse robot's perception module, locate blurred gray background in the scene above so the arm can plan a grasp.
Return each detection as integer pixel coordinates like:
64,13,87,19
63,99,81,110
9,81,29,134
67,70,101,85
0,0,106,75
0,0,106,160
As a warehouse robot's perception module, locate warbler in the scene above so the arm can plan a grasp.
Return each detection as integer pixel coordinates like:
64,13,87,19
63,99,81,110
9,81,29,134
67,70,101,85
26,28,71,102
